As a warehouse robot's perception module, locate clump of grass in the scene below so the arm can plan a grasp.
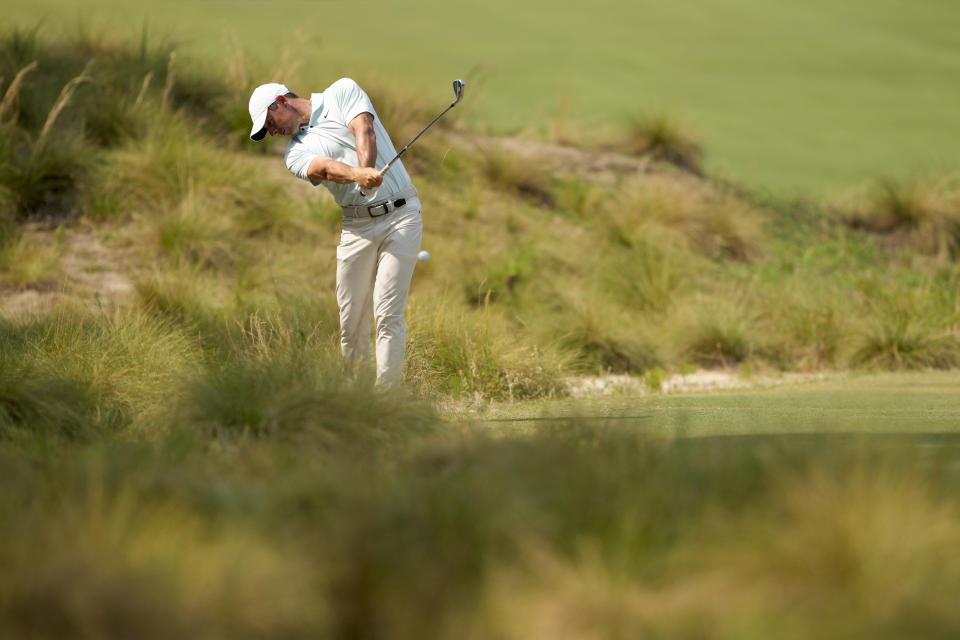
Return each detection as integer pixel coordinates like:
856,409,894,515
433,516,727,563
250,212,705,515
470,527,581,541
477,147,554,207
88,111,218,217
752,277,849,370
0,25,248,228
597,232,686,313
851,309,959,370
0,77,90,220
607,175,766,262
180,313,438,448
0,27,197,221
674,297,756,368
622,111,704,176
154,191,238,271
89,108,307,279
0,227,63,289
405,297,565,401
835,175,960,259
0,349,101,445
555,297,662,374
302,425,711,638
842,275,960,371
32,59,95,152
462,243,537,306
0,307,198,443
550,177,600,220
119,110,294,218
134,265,229,325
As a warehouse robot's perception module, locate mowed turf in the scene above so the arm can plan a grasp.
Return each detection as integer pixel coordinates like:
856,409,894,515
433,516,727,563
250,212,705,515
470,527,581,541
476,371,960,437
8,0,960,195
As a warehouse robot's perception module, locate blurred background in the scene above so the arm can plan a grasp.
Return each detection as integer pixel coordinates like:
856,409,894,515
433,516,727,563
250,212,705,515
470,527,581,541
7,0,959,195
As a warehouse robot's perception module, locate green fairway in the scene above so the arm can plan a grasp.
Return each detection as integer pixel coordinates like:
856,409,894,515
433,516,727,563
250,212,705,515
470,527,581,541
476,371,960,437
8,0,960,195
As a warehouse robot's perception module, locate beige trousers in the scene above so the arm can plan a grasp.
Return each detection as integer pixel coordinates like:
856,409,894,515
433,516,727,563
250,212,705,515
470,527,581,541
336,196,422,386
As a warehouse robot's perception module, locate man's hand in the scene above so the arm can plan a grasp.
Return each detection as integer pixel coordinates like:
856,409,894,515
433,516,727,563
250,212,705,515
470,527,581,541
354,167,383,189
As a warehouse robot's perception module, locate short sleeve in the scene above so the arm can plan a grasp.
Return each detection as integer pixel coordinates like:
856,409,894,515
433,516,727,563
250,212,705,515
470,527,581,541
330,78,376,125
284,143,316,182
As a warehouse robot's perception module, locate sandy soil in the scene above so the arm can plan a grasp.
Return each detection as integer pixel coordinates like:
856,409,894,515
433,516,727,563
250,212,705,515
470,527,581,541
1,225,134,320
567,370,831,397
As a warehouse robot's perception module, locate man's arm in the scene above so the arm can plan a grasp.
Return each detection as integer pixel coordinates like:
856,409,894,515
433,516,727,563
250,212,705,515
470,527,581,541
305,112,382,188
349,112,378,169
306,157,382,188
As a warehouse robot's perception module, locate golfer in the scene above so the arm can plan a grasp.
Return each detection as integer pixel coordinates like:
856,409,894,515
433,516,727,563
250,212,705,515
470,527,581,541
248,78,422,387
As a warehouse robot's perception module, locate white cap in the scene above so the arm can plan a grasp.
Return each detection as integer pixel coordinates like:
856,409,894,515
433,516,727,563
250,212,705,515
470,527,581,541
248,83,290,141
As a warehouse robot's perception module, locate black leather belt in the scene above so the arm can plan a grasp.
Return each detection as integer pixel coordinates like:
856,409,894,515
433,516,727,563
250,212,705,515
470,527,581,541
341,189,416,219
367,197,406,217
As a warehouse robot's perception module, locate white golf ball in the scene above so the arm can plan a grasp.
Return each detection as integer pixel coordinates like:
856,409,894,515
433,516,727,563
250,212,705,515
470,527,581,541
418,250,430,262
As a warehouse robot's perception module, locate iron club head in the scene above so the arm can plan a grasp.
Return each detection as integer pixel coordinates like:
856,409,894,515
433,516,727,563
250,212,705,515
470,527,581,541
453,79,465,104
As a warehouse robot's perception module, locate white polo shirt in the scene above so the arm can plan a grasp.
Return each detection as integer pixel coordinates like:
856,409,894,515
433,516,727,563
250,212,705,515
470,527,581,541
284,78,413,206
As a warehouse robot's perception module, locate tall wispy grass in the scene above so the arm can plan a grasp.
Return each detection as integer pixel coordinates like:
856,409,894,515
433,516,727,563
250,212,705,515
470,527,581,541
605,174,766,261
673,294,757,368
0,227,63,289
476,146,555,206
753,276,848,369
405,295,565,400
852,304,960,370
621,111,704,176
597,231,686,313
833,174,960,260
179,313,438,448
0,307,199,444
0,25,246,244
552,295,662,374
0,64,90,220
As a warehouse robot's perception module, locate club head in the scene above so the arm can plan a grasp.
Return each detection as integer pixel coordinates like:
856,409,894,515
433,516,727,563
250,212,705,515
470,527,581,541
452,79,465,104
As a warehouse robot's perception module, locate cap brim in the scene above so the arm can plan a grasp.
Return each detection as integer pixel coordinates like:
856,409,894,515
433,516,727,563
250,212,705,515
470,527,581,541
249,109,268,141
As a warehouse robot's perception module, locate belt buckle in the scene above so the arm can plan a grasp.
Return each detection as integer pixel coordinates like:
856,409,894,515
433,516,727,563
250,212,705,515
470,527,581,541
368,202,390,217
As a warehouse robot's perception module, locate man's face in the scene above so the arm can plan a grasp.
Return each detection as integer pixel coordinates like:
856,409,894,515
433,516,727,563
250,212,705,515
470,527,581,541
264,99,299,137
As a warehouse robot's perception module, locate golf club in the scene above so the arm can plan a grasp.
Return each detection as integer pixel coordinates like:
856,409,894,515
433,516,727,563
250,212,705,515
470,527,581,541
359,79,465,197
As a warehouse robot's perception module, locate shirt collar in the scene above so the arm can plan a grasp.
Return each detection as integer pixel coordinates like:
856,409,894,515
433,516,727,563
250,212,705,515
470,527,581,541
307,92,325,128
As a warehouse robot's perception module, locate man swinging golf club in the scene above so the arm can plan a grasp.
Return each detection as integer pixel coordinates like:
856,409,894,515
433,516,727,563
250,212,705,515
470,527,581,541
247,77,422,387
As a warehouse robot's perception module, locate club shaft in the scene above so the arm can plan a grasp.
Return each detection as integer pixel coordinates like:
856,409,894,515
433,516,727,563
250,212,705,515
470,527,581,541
380,102,457,177
360,80,462,195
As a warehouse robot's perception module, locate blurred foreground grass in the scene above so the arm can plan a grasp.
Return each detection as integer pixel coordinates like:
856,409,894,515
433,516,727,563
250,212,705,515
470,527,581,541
3,365,960,637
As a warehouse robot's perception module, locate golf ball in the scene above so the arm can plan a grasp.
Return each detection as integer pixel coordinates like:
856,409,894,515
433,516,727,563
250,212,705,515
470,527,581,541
418,250,430,262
